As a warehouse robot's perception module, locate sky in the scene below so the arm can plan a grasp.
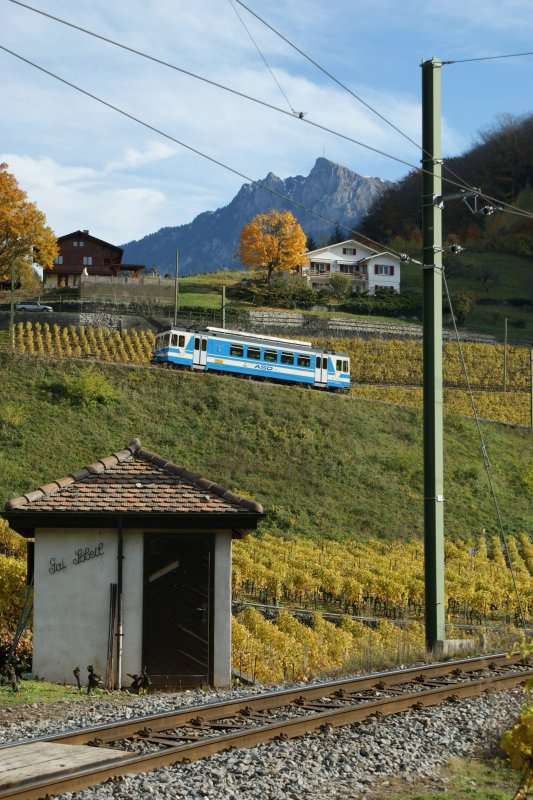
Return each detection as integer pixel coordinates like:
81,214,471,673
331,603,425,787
2,0,533,245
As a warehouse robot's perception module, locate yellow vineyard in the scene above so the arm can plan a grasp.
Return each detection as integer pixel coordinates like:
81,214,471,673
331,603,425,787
231,532,532,682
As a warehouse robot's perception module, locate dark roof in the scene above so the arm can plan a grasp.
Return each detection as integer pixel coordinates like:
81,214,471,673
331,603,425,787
3,439,263,531
57,230,123,255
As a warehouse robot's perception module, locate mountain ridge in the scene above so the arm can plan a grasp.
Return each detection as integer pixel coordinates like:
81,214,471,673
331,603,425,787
122,158,390,275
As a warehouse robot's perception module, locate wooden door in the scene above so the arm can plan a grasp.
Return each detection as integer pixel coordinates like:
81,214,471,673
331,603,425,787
142,533,213,688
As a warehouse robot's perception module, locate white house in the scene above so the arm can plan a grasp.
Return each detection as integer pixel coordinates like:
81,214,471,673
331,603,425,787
299,239,401,295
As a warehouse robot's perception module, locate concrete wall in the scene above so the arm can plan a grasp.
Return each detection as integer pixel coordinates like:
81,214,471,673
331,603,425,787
32,527,234,688
33,528,119,685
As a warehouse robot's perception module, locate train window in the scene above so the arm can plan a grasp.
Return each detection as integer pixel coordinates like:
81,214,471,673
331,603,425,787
202,339,207,352
343,360,349,372
264,350,277,362
247,346,261,359
281,352,294,365
171,334,178,347
178,335,185,347
297,354,311,368
336,359,342,371
160,334,170,348
230,344,244,357
322,357,328,369
315,356,321,369
194,338,200,350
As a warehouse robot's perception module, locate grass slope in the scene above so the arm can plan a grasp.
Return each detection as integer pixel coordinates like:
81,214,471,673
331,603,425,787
0,354,531,540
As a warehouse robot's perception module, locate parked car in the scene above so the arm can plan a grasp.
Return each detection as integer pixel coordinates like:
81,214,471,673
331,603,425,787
15,300,53,312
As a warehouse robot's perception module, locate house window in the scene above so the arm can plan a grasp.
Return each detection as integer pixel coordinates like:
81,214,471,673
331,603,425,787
342,247,356,255
374,264,395,276
53,255,63,265
362,265,368,274
83,256,92,266
247,346,261,359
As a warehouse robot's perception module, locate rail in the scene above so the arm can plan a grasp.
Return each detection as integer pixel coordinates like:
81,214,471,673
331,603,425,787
0,652,530,800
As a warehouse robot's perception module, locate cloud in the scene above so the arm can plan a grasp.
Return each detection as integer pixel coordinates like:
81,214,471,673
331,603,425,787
104,142,180,173
0,153,168,243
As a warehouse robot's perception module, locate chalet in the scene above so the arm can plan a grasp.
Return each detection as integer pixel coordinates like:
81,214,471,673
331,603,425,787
43,230,144,289
299,239,401,295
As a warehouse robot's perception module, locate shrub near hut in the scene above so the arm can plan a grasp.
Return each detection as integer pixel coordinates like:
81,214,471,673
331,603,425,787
0,520,31,668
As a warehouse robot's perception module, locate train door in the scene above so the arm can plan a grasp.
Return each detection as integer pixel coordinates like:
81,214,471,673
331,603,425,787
314,354,329,386
142,533,213,688
193,335,208,368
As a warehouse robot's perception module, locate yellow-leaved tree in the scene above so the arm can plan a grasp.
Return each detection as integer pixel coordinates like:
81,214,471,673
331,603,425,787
0,163,58,288
236,209,307,283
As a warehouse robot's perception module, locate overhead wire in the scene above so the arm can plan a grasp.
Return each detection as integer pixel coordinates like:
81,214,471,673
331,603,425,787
442,268,529,635
232,0,533,220
230,1,479,192
5,0,453,183
226,0,297,114
7,1,533,225
0,43,398,257
443,51,533,64
13,0,533,225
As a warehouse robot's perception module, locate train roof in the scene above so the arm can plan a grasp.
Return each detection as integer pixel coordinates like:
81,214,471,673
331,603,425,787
205,327,312,347
158,326,349,356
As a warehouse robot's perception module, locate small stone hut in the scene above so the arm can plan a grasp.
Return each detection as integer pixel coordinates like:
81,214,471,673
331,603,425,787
2,438,264,689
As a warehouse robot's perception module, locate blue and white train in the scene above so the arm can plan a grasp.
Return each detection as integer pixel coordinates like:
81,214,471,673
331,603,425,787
151,326,350,391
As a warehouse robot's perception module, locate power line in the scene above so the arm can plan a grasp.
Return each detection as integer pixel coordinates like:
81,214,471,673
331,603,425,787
232,0,427,155
231,2,533,219
9,1,533,224
0,43,401,257
227,0,296,114
6,0,445,180
15,0,523,212
443,51,533,65
442,269,527,635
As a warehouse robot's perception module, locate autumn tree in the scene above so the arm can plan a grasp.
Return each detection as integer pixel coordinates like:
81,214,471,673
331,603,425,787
0,163,58,287
236,210,307,283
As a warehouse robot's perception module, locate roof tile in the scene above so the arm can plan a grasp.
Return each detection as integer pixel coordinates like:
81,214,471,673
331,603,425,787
4,437,264,516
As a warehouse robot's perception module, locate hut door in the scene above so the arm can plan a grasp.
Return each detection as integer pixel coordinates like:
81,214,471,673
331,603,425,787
143,534,213,688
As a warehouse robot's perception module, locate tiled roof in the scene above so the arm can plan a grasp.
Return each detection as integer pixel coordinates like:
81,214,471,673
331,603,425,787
4,438,263,516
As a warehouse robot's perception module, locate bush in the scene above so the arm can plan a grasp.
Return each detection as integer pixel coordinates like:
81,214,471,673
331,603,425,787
42,369,121,407
447,292,476,325
341,291,422,318
249,275,320,309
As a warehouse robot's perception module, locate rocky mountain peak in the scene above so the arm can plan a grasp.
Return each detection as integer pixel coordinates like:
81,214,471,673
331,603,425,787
122,159,390,274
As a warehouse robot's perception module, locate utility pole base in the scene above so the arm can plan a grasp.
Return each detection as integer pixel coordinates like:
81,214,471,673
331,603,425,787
432,639,476,658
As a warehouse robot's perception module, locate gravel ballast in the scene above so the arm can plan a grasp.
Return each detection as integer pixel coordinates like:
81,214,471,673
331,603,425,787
0,682,523,800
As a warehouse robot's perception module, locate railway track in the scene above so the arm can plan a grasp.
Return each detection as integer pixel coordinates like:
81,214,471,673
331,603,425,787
0,652,530,800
